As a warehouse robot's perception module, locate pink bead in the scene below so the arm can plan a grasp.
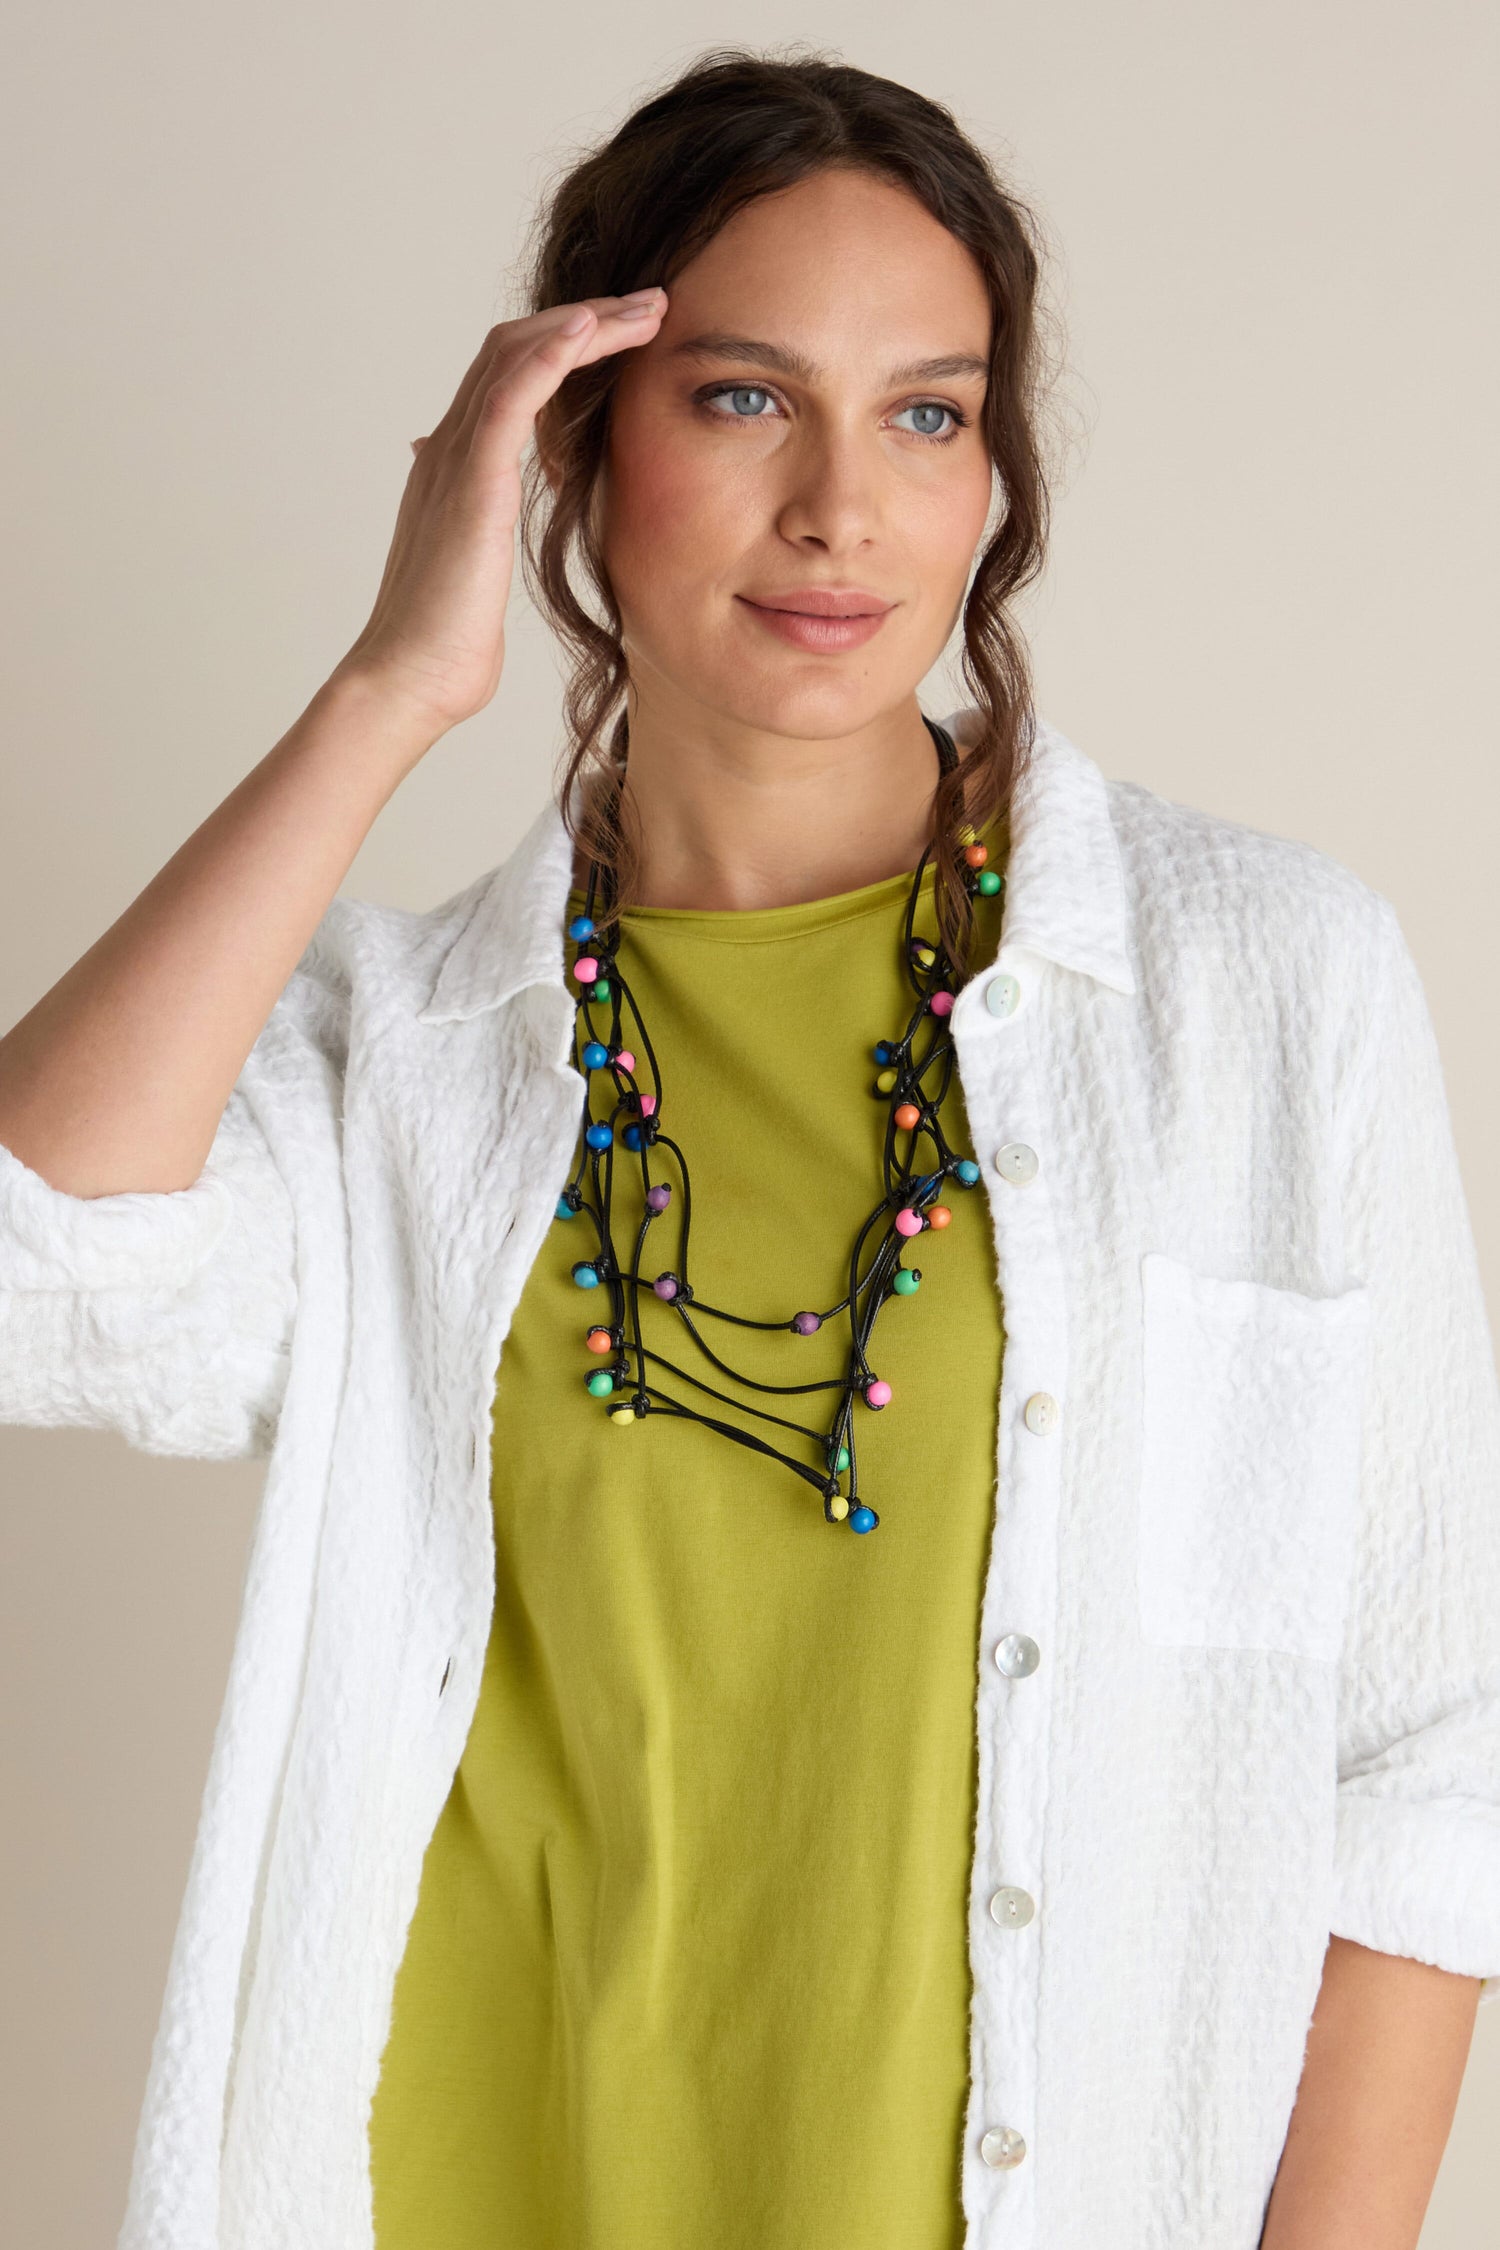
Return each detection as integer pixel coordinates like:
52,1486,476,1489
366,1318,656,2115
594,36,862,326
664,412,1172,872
928,989,954,1017
864,1378,893,1409
894,1208,922,1237
614,1049,636,1073
639,1095,657,1115
574,956,599,983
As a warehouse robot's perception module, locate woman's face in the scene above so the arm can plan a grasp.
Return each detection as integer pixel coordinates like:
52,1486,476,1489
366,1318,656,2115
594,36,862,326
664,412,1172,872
596,166,996,742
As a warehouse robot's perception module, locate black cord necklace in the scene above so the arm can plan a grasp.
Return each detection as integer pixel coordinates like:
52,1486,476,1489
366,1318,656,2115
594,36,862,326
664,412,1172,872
552,714,1005,1535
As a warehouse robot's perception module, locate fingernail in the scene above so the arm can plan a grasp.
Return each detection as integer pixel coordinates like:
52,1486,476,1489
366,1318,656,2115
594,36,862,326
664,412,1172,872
615,301,659,318
620,287,662,304
560,307,593,334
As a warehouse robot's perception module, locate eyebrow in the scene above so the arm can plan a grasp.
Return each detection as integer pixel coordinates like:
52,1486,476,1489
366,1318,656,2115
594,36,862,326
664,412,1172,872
666,331,990,388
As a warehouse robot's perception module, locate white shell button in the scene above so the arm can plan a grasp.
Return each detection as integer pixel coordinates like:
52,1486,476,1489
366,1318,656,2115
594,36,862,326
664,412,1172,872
980,2126,1027,2169
988,1885,1035,1928
994,1141,1039,1186
994,1632,1040,1677
984,971,1022,1018
1023,1391,1059,1434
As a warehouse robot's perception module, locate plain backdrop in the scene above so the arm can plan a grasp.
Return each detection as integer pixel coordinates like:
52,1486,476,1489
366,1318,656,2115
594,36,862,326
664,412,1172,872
2,3,1496,2244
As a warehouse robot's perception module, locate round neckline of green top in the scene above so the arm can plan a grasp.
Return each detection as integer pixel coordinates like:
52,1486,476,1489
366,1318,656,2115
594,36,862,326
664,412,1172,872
565,816,1009,950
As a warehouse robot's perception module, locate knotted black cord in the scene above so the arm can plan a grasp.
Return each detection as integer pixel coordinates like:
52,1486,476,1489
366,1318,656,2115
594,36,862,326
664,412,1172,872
555,714,1004,1533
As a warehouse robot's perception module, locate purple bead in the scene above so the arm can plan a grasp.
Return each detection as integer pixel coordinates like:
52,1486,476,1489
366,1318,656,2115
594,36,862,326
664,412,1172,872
646,1185,672,1213
791,1310,821,1336
653,1272,680,1301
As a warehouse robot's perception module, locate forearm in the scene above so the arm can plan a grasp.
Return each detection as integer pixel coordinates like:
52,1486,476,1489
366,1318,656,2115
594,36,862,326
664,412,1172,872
1259,1934,1481,2250
0,665,432,1199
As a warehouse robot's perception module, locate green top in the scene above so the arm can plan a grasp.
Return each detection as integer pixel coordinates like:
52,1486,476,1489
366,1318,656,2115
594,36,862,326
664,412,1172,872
369,813,1010,2248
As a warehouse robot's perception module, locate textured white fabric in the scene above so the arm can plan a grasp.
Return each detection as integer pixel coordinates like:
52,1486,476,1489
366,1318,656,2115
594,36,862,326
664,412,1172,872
3,708,1498,2250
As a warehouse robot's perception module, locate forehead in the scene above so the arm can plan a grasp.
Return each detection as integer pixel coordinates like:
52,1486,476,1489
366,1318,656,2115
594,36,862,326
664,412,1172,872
652,169,991,366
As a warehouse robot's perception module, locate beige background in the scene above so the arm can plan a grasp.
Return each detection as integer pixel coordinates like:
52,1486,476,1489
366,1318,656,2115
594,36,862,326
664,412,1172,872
2,3,1496,2243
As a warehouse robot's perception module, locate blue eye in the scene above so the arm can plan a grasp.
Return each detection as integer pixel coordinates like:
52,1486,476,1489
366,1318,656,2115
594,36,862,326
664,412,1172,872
696,382,968,446
894,401,959,440
703,384,776,420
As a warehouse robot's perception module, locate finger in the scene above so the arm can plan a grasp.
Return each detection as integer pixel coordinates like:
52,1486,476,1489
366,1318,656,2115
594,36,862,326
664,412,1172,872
457,310,613,462
440,293,665,448
455,293,668,460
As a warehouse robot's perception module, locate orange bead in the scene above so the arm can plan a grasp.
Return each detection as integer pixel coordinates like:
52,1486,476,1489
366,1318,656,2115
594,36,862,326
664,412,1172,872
585,1327,613,1354
894,1101,921,1131
927,1204,953,1230
964,842,988,868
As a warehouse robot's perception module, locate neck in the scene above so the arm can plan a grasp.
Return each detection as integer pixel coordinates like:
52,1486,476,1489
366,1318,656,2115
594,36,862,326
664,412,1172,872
570,691,947,909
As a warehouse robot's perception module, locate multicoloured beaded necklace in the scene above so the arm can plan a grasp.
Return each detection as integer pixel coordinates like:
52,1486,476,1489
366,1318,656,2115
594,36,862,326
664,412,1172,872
551,713,1005,1535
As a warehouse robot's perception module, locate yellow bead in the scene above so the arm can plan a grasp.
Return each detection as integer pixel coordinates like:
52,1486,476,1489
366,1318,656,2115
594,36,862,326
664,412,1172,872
828,1492,850,1521
875,1067,898,1093
609,1407,636,1426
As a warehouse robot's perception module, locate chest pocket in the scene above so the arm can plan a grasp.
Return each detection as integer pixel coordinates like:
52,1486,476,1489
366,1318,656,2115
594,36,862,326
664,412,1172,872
1136,1251,1373,1662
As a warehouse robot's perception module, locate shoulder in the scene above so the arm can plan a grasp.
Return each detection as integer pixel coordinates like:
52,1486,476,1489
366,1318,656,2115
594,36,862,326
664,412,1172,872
286,868,495,1017
245,868,502,1089
1100,762,1398,990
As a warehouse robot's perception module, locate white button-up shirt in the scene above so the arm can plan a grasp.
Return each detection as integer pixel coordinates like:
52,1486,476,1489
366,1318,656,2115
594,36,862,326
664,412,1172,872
4,709,1498,2250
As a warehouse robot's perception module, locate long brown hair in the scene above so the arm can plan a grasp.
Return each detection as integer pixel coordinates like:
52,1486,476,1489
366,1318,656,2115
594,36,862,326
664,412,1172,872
516,44,1061,971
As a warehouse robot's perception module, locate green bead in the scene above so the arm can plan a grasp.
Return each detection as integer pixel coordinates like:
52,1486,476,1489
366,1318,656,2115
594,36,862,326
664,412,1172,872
892,1267,921,1295
586,1370,614,1397
593,978,612,1001
977,869,1002,896
834,1444,850,1474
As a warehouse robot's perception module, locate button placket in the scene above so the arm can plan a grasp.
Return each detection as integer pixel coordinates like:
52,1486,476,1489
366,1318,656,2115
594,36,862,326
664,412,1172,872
954,948,1066,2226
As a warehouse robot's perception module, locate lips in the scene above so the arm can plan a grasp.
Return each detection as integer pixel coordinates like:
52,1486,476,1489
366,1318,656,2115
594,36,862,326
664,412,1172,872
741,588,895,618
735,592,895,652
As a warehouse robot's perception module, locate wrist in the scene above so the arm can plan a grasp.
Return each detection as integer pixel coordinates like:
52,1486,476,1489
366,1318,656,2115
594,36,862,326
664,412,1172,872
314,659,450,779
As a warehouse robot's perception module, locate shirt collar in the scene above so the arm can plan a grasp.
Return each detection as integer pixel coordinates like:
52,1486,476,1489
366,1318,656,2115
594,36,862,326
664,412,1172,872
416,706,1136,1027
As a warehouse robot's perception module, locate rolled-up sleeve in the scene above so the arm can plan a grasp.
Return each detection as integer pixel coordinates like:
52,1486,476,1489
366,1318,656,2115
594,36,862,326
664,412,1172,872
0,1073,299,1463
1331,894,1500,2002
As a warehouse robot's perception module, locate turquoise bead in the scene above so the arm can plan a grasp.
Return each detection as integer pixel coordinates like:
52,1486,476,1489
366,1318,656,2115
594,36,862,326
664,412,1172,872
585,1370,614,1397
850,1505,878,1534
571,1261,600,1289
892,1267,921,1295
555,1195,578,1220
953,1158,981,1186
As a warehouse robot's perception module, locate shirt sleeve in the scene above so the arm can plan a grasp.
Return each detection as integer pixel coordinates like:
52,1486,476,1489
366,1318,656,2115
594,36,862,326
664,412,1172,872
0,1068,300,1464
1331,893,1500,2002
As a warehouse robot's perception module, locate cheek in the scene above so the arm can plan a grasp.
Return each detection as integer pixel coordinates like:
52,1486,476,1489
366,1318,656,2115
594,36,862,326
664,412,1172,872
911,459,995,577
603,408,750,586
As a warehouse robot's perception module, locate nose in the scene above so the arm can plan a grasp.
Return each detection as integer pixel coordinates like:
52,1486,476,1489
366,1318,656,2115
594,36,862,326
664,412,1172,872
773,419,884,557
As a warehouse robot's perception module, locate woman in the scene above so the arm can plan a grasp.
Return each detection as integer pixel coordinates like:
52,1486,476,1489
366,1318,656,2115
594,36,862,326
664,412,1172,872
0,46,1496,2250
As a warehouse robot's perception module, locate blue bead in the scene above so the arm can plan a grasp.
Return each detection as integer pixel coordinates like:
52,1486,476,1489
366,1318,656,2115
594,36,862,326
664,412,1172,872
622,1123,643,1151
582,1041,609,1069
571,1261,600,1289
850,1505,878,1534
954,1158,981,1186
584,1122,613,1151
555,1195,578,1220
568,914,595,940
873,1040,893,1065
